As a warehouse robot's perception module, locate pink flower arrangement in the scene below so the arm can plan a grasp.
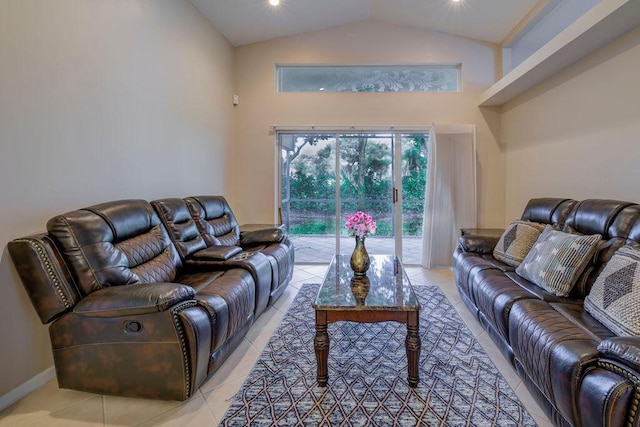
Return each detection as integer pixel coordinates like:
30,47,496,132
345,211,377,239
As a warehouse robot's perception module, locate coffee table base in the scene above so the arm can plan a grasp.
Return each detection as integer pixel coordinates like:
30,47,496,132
314,310,420,388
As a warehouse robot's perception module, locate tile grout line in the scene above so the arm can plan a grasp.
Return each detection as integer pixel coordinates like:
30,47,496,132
199,389,219,426
102,394,106,426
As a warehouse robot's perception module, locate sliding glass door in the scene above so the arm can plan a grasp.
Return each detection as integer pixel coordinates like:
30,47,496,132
279,131,427,264
339,134,394,257
399,134,428,263
281,134,337,243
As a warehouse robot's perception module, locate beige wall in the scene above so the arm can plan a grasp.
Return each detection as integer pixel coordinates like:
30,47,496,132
501,26,640,221
0,0,235,396
233,20,505,228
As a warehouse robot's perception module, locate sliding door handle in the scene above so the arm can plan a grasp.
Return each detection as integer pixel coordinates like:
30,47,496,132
393,188,398,204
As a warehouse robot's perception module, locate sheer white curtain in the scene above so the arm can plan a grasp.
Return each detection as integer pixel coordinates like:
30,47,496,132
421,124,477,268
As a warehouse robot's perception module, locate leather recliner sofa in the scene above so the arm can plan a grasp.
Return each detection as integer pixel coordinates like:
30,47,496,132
454,198,640,427
8,196,293,400
151,196,294,318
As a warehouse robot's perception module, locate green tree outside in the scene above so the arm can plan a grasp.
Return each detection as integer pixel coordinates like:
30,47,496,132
283,134,427,237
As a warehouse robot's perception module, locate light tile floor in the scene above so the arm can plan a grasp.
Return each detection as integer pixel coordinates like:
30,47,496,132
0,265,552,427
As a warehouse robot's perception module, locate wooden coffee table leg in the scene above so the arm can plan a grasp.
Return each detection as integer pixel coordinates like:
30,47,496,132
314,310,329,387
406,310,420,388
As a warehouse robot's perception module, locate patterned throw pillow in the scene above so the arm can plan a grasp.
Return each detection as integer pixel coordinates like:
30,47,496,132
493,220,546,267
515,226,601,296
585,246,640,336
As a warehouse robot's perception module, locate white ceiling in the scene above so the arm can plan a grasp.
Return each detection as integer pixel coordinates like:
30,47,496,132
190,0,541,47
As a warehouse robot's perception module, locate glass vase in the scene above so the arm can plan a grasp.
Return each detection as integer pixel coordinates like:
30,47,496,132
350,236,370,275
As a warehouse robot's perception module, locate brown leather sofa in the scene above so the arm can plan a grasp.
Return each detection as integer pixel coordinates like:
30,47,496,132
151,196,294,318
454,198,640,426
8,197,293,400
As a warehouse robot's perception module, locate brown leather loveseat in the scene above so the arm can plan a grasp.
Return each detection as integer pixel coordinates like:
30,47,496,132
454,198,640,426
8,196,293,400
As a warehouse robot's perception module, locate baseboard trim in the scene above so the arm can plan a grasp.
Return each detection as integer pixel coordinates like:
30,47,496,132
0,366,56,411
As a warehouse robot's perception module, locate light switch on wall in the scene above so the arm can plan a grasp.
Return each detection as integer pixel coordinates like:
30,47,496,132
233,94,239,105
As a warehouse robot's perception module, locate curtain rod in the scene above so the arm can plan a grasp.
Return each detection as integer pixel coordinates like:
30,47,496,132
271,124,475,133
272,125,433,132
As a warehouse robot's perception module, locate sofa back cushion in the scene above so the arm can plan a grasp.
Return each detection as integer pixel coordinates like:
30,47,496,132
47,200,181,295
563,200,637,238
563,200,640,297
184,196,240,247
521,198,576,227
152,198,207,259
625,215,640,250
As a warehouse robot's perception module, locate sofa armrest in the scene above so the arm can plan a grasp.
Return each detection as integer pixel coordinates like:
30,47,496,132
458,234,500,254
8,233,81,324
190,245,242,261
73,283,196,318
580,339,640,427
240,224,286,245
598,337,640,372
460,228,505,238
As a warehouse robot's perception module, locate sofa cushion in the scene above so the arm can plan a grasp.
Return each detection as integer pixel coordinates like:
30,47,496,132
240,226,285,245
244,240,294,294
47,200,182,295
493,220,545,267
509,299,600,426
179,269,254,351
469,268,536,341
194,268,254,342
520,198,576,226
73,283,196,317
152,198,207,259
516,226,601,297
453,250,512,293
184,196,240,247
504,272,582,305
585,245,640,336
190,245,243,261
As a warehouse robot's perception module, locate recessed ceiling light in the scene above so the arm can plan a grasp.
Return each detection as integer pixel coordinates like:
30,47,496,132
269,0,280,6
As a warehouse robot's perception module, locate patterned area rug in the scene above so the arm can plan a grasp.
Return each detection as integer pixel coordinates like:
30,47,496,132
220,284,536,426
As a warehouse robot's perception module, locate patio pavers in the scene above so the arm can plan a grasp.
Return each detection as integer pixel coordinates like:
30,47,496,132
290,235,423,265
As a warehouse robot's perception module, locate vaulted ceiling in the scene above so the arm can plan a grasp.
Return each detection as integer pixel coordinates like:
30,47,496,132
190,0,541,47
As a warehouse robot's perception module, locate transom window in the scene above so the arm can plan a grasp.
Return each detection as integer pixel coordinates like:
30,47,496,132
276,64,461,93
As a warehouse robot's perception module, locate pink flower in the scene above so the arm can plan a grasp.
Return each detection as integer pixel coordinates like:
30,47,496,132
344,211,376,239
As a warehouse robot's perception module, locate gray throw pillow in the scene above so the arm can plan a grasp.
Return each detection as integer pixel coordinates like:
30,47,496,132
515,226,601,296
493,220,546,267
585,246,640,336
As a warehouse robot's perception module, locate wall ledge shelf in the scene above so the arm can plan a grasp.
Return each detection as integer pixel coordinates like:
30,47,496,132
479,0,640,107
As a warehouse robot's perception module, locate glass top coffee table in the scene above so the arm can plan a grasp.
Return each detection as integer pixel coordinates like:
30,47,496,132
312,254,421,388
